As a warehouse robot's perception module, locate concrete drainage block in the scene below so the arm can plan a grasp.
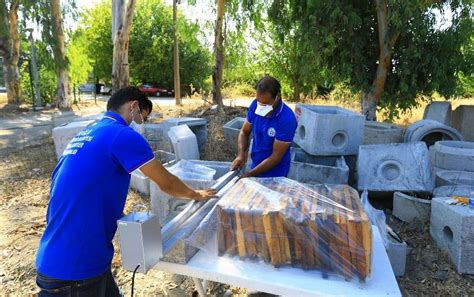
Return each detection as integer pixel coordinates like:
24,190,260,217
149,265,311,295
223,117,246,154
363,121,404,145
430,197,474,274
392,192,431,223
386,237,407,277
288,147,349,184
357,142,434,192
52,120,96,159
404,119,463,147
433,185,474,197
423,101,452,126
453,105,474,142
294,104,364,155
431,141,474,172
435,170,474,187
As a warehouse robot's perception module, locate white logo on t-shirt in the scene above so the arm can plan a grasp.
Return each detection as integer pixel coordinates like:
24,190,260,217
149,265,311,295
268,127,276,137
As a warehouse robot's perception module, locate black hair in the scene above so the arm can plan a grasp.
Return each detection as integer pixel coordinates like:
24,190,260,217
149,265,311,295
255,76,281,99
106,86,153,113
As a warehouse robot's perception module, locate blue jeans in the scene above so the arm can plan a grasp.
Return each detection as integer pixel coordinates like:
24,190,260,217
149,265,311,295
36,269,121,297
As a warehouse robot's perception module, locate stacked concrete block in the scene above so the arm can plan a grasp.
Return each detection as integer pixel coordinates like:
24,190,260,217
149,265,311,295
433,185,474,198
223,117,246,154
288,147,349,184
430,197,474,274
166,117,208,153
363,121,404,145
435,170,474,187
357,142,434,192
423,101,452,126
404,120,463,147
452,105,474,142
150,160,231,224
168,125,200,160
392,192,431,223
130,170,150,195
52,120,96,159
293,105,365,156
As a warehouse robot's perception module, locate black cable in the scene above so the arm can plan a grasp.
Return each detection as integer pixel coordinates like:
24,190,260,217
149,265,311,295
131,264,140,297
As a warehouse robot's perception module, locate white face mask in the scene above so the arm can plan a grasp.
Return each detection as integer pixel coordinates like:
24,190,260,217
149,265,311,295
130,105,145,134
255,103,274,117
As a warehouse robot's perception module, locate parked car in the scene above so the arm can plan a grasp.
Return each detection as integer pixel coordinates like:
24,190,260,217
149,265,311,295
100,85,112,95
138,83,174,97
79,83,95,93
0,86,6,93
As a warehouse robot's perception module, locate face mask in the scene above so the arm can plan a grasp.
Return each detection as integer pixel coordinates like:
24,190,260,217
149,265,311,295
130,105,145,134
255,103,274,117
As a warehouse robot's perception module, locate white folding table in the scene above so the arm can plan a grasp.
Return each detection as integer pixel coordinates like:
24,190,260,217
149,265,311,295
153,226,401,296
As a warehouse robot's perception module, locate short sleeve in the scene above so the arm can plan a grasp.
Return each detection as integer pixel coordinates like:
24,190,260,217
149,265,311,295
112,128,154,173
275,109,297,142
246,99,258,124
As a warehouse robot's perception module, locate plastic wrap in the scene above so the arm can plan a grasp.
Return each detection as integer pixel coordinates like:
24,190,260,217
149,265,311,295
168,160,216,181
186,177,372,281
361,190,387,246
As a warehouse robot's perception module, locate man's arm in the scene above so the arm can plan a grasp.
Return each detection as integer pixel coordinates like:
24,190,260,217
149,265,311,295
242,140,291,177
230,120,252,170
140,159,215,201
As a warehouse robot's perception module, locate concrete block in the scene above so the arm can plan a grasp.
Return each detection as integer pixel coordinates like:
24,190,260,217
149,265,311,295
150,160,231,225
435,170,474,187
430,197,474,274
154,150,176,164
392,192,431,223
143,122,170,152
423,101,452,126
363,121,404,145
223,117,245,154
167,117,207,153
288,147,349,184
404,119,463,147
386,237,407,277
431,141,474,172
433,185,474,197
358,142,434,192
168,125,200,161
294,105,365,155
452,105,474,142
52,120,96,159
130,170,150,195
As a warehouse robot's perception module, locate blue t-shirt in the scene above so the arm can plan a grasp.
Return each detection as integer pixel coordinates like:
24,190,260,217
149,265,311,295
36,111,154,280
247,99,297,177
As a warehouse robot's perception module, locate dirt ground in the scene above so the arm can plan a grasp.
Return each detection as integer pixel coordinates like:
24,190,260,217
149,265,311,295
1,99,474,296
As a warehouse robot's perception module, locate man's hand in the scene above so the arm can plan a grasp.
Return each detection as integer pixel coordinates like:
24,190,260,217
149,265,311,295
231,155,246,171
192,189,218,201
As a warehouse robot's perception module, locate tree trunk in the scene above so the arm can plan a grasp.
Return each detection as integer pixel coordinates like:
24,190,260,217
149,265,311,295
212,0,225,109
112,0,136,93
173,0,181,105
292,79,300,102
361,0,400,120
0,0,21,104
51,0,71,109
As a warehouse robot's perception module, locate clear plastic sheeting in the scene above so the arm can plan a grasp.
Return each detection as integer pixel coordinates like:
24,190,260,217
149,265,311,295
168,160,216,181
361,191,388,246
186,177,372,281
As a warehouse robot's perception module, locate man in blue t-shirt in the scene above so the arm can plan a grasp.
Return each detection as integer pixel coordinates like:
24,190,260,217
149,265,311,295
231,76,297,177
35,87,215,296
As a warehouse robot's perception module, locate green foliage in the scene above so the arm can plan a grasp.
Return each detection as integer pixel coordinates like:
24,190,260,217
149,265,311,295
68,28,93,88
79,0,211,93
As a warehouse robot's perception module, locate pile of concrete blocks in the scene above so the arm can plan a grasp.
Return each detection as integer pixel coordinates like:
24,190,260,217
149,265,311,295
363,121,404,145
358,142,434,193
130,150,177,195
431,141,474,188
52,120,97,159
452,105,474,141
430,197,474,274
423,101,452,126
404,119,463,147
143,117,207,153
150,160,231,224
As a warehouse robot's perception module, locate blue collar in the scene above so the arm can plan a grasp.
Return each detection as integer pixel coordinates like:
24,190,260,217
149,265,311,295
103,111,128,126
